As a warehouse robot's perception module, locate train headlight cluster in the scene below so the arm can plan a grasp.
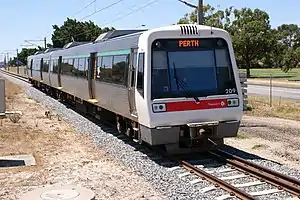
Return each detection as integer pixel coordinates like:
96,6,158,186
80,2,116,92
227,98,239,107
152,103,166,113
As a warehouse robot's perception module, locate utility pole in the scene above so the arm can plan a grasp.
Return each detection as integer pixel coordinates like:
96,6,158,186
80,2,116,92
198,0,204,25
44,37,47,49
178,0,204,25
16,49,19,74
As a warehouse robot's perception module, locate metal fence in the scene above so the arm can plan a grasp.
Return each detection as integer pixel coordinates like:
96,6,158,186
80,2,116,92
239,72,248,111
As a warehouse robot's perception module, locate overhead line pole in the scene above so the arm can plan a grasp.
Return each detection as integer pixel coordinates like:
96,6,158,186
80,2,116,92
198,0,204,25
178,0,204,25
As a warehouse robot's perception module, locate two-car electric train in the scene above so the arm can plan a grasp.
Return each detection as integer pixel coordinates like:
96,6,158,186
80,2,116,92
26,24,243,153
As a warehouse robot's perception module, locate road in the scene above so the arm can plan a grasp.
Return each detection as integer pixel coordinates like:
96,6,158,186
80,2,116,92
247,84,300,100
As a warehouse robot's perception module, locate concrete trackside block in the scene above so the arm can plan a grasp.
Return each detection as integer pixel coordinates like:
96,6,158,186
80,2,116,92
0,78,5,114
0,154,36,168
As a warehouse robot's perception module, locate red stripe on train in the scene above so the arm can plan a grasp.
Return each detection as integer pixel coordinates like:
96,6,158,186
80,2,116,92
166,99,227,112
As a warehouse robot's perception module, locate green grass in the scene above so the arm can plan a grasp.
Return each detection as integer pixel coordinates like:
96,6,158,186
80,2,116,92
239,68,300,81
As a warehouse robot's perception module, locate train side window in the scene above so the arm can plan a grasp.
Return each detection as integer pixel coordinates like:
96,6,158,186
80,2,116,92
137,52,145,96
100,56,113,83
112,55,128,85
53,59,58,74
68,59,76,76
42,60,49,72
78,58,86,78
61,59,70,75
96,56,102,80
85,58,89,77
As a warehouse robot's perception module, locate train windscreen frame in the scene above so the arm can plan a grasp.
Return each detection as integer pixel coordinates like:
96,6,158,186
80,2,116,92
150,38,238,100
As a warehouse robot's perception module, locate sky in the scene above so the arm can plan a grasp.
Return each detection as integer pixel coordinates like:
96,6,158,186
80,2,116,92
1,0,299,61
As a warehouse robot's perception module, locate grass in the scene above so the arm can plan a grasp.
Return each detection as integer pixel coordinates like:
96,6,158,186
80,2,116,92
245,96,300,121
251,144,269,150
236,131,248,139
240,68,300,81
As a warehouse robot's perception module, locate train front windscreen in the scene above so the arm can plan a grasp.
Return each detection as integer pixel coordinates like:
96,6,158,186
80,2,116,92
150,38,238,100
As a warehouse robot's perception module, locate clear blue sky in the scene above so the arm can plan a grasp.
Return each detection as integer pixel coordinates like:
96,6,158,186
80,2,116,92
1,0,299,61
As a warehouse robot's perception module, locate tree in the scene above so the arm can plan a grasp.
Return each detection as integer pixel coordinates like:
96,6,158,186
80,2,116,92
277,24,300,48
177,4,234,30
16,48,39,65
51,18,115,48
282,47,300,72
229,8,274,77
261,29,287,68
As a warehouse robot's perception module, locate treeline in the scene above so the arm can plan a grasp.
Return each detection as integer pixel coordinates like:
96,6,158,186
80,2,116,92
12,6,300,77
9,18,114,67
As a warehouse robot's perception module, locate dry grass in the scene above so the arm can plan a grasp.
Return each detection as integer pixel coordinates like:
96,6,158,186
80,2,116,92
245,96,300,121
0,78,72,172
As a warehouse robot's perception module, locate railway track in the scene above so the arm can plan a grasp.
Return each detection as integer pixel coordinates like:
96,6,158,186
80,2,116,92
2,69,300,200
168,150,300,200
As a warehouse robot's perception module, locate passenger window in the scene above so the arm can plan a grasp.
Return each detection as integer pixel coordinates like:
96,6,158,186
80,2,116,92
137,53,145,96
112,55,128,85
100,56,113,82
42,60,49,72
96,57,102,80
78,58,86,78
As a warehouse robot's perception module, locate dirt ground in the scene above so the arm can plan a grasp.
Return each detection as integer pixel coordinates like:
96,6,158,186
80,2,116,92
225,95,300,171
225,115,300,171
0,78,164,200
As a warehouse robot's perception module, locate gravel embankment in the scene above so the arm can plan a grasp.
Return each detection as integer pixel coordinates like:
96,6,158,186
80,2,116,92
2,73,300,200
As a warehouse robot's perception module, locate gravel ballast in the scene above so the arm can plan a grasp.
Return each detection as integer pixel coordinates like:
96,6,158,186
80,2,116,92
2,73,300,200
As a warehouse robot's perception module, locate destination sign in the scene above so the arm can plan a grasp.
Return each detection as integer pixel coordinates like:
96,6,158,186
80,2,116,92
178,40,199,47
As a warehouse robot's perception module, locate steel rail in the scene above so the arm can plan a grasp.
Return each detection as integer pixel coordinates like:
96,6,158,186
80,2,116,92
210,150,300,198
180,160,258,200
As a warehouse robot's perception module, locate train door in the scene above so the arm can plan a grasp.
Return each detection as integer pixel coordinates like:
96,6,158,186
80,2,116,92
88,52,96,99
30,59,33,77
58,56,62,87
40,58,43,81
49,56,52,85
128,47,138,117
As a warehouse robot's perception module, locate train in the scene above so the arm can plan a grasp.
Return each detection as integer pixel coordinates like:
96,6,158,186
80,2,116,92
26,24,243,154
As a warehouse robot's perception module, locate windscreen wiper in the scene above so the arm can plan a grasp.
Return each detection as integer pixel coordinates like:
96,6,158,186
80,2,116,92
172,62,200,103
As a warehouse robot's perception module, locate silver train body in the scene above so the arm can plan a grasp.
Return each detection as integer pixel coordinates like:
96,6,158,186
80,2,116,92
27,24,243,153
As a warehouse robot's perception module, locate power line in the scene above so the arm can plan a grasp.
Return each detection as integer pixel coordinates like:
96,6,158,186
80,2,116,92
43,0,98,39
79,0,124,21
101,0,160,27
57,0,159,42
72,0,97,18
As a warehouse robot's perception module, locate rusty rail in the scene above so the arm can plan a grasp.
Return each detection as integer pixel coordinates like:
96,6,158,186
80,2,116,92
210,150,300,198
180,160,258,200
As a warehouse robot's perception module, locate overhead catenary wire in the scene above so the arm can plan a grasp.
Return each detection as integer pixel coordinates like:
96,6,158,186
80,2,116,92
43,0,98,39
79,0,125,21
72,0,97,18
58,0,160,42
101,0,159,27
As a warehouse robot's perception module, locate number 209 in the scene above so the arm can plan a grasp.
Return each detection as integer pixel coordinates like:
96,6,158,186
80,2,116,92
225,88,236,94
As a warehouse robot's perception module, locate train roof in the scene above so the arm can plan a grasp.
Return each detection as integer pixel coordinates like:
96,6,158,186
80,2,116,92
94,29,147,43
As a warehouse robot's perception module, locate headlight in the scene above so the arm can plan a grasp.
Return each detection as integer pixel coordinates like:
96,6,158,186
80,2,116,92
152,103,166,113
227,98,239,107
